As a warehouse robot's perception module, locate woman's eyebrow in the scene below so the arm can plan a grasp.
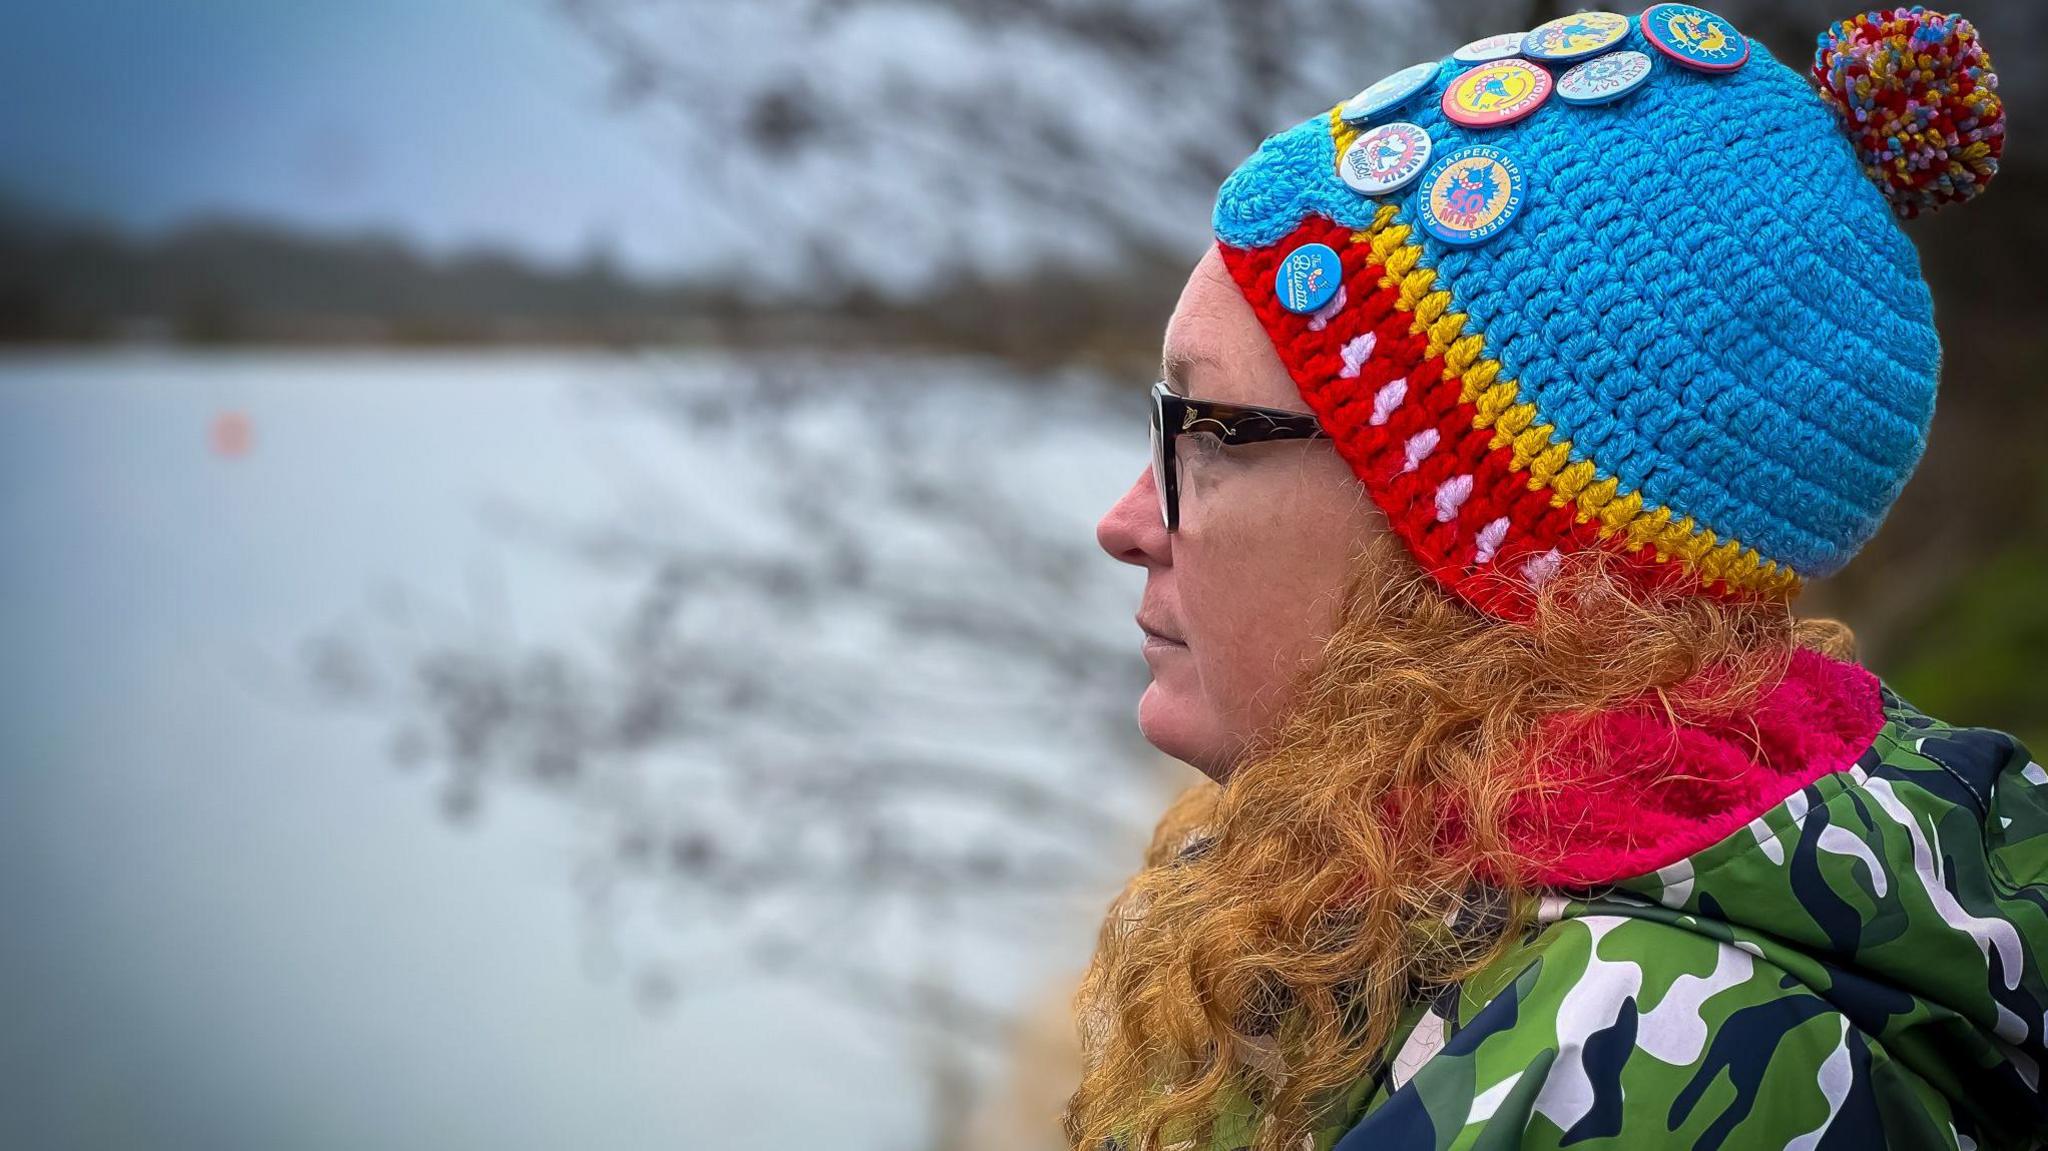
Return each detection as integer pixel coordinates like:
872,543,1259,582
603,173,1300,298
1162,348,1218,394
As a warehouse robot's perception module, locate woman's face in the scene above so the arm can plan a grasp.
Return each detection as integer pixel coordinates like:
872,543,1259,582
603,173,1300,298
1096,245,1384,781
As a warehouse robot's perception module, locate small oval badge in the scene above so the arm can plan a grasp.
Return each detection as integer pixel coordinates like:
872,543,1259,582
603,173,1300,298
1274,243,1344,314
1521,12,1631,62
1419,146,1526,247
1339,61,1441,125
1557,50,1655,106
1452,32,1527,65
1442,59,1554,129
1639,4,1750,73
1339,122,1434,196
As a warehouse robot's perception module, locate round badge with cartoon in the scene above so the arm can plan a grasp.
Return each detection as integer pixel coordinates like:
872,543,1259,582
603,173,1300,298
1273,243,1344,314
1419,145,1525,247
1453,32,1527,65
1521,11,1631,62
1557,50,1655,106
1339,61,1441,125
1442,59,1553,128
1339,122,1434,196
1639,4,1750,73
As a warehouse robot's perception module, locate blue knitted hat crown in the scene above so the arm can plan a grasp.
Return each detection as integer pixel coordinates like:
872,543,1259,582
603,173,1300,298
1210,7,2003,613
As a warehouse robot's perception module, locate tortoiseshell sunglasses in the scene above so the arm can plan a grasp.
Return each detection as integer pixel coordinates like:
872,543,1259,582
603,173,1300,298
1149,380,1326,532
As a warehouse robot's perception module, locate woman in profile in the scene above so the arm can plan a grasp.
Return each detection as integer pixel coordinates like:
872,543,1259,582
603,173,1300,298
1072,8,2039,1149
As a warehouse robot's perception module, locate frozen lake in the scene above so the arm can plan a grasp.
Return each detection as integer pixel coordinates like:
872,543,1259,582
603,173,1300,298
0,349,1172,1150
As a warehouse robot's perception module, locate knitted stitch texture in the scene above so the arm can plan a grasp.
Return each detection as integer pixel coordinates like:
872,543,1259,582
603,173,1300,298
1210,16,1992,616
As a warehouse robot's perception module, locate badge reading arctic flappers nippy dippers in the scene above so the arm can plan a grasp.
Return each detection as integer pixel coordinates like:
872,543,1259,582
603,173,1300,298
1443,59,1553,128
1520,12,1631,63
1339,122,1434,196
1419,146,1525,247
1557,50,1655,106
1639,4,1750,73
1339,62,1440,125
1273,243,1343,314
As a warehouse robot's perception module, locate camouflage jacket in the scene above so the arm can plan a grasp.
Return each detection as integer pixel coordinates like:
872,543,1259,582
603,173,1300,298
1209,683,2048,1150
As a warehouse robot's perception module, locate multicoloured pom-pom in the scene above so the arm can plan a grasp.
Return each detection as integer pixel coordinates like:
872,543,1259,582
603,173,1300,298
1811,7,2004,218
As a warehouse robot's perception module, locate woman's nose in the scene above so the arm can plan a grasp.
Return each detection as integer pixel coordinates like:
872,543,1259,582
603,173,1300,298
1097,466,1169,568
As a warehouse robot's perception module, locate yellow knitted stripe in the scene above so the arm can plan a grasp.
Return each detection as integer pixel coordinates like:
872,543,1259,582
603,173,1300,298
1318,109,1801,597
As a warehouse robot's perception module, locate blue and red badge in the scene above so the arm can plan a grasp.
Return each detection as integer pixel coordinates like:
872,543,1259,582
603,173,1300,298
1419,146,1526,247
1639,4,1750,73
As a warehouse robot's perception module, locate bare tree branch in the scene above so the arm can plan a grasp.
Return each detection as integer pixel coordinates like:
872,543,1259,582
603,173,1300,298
305,352,1167,1056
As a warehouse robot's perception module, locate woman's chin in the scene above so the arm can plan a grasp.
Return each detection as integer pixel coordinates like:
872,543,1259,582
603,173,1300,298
1136,683,1231,781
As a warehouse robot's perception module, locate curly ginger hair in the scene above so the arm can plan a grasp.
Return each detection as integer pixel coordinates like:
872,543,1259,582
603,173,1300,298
1064,531,1855,1151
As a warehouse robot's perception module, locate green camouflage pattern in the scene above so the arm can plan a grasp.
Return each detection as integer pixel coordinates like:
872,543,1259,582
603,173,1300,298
1205,686,2048,1150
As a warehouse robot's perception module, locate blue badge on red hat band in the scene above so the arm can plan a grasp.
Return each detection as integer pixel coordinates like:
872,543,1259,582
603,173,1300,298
1274,243,1344,313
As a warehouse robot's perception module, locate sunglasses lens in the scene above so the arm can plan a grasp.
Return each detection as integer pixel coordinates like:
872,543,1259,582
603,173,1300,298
1148,400,1170,530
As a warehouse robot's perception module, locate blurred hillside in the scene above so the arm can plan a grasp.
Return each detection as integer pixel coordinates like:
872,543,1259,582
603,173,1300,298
0,196,1170,370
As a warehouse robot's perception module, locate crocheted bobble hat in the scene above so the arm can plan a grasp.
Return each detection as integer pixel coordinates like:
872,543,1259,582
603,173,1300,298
1213,7,2004,619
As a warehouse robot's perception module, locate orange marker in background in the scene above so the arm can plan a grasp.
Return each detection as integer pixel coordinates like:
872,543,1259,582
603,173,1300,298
210,410,253,459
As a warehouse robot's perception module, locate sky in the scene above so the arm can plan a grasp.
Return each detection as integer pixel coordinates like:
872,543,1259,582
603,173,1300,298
0,0,721,276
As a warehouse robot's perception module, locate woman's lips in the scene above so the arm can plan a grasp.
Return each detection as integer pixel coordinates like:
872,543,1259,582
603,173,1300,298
1137,615,1187,648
